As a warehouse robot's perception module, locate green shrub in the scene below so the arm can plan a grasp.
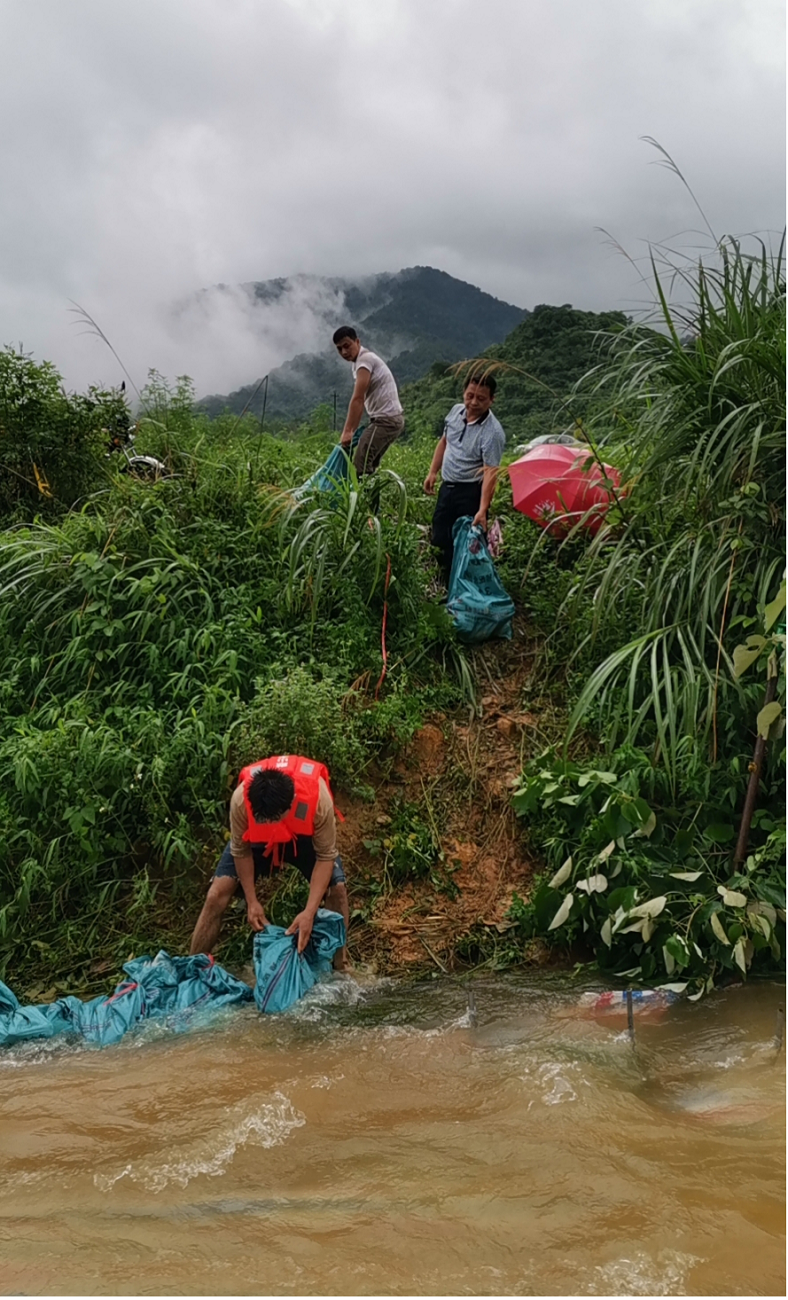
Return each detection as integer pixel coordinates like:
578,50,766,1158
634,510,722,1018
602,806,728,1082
509,748,785,994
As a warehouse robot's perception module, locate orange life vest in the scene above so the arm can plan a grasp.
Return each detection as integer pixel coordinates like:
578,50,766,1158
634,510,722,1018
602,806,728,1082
237,754,341,862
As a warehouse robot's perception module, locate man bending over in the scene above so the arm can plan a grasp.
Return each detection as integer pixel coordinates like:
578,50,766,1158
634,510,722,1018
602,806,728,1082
189,754,350,970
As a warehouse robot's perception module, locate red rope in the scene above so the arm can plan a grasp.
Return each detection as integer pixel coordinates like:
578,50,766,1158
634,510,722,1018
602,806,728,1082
375,554,392,700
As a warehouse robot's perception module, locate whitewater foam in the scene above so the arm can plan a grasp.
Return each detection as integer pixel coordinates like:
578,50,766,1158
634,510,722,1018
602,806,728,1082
94,1090,304,1193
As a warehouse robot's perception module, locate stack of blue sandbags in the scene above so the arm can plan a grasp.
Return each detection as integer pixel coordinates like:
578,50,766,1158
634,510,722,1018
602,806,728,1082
0,909,346,1049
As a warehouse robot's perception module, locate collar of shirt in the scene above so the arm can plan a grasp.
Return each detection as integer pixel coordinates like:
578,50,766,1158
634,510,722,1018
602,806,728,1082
458,405,489,441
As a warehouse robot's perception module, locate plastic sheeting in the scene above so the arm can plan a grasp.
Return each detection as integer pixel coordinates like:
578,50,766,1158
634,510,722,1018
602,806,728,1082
292,429,362,500
253,908,346,1014
0,911,347,1048
446,517,515,644
0,952,253,1049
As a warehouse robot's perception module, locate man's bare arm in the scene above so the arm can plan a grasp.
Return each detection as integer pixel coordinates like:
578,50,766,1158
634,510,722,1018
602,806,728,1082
235,853,267,931
423,434,447,494
472,464,499,529
285,857,334,953
340,368,371,444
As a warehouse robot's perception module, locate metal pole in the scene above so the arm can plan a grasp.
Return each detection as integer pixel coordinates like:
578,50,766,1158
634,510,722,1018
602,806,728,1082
775,1004,785,1053
333,391,337,433
734,667,779,866
259,374,269,434
626,988,635,1045
252,375,270,482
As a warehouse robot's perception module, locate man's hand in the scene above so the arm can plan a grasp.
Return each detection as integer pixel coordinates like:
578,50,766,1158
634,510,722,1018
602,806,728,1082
247,900,267,932
423,472,437,495
340,431,353,447
472,508,488,530
285,909,314,954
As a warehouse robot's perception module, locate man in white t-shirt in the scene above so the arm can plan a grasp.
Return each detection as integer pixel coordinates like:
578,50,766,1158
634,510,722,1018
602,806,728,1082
333,326,405,475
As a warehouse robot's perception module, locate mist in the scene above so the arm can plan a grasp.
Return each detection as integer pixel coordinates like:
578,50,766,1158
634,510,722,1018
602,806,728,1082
0,0,783,397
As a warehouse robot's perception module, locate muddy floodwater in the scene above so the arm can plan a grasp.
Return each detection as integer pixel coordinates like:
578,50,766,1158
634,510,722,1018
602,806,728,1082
0,973,784,1296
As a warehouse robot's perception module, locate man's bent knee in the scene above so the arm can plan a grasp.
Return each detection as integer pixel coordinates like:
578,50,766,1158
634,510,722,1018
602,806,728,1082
203,876,237,916
325,881,347,910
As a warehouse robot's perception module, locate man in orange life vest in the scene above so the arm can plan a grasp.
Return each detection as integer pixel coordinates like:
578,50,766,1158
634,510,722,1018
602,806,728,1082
189,755,350,969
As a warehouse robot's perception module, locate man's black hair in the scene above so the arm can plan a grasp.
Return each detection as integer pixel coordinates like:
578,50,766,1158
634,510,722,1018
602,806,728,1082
332,325,358,344
247,769,295,824
464,372,497,398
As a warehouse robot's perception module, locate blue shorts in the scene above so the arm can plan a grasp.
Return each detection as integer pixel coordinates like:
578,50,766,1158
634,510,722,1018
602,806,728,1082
214,838,345,888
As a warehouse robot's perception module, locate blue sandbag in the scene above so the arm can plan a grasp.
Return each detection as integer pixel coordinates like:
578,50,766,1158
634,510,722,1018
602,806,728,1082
253,908,346,1014
446,517,515,644
0,951,253,1049
292,429,362,500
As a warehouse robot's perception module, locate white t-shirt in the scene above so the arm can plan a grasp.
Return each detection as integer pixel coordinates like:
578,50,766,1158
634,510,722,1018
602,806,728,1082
352,347,403,420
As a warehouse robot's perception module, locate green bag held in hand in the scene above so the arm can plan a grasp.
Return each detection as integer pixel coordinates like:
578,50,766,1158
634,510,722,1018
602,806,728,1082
292,429,362,500
446,517,514,644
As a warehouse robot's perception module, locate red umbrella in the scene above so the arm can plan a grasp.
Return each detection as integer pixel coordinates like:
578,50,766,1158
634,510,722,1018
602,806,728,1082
508,444,622,536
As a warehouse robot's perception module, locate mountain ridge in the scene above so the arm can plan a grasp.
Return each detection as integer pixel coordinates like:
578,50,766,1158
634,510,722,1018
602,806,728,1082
198,265,527,421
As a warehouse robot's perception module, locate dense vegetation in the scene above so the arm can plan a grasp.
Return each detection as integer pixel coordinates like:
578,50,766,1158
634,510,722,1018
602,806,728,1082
0,376,464,988
0,246,784,1001
403,303,629,445
506,239,786,995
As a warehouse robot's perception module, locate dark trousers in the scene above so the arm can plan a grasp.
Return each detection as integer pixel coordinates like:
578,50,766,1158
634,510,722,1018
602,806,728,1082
431,480,482,583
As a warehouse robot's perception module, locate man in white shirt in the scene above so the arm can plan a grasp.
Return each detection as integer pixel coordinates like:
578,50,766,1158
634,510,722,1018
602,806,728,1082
333,326,405,475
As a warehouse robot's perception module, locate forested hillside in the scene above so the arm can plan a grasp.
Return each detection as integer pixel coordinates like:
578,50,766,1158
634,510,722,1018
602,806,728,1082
199,266,527,421
402,303,629,444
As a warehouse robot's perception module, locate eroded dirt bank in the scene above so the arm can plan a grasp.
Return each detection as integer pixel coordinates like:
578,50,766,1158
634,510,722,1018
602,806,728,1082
255,629,555,976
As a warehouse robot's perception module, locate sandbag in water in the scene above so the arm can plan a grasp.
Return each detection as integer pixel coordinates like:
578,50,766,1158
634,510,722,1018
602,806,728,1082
0,951,253,1049
253,909,346,1014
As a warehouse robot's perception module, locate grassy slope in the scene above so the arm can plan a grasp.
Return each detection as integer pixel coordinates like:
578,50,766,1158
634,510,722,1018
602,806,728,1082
1,266,783,1000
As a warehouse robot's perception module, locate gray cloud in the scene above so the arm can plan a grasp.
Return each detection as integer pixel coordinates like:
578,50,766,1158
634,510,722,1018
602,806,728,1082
0,0,783,394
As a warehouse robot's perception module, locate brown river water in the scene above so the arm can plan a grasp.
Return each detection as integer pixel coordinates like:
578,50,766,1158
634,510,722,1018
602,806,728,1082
0,973,784,1296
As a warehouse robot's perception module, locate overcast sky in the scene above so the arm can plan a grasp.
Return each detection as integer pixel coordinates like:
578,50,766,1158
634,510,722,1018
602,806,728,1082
0,0,784,396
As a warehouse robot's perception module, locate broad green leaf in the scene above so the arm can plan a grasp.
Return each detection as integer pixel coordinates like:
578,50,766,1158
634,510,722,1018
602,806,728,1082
548,856,573,889
754,914,772,941
547,893,574,931
748,900,777,926
632,809,657,839
596,840,616,864
670,871,702,881
732,642,763,677
717,887,747,907
764,579,786,632
629,895,667,919
656,982,688,994
710,912,730,945
756,701,782,738
663,945,676,975
664,934,689,968
576,873,608,894
705,823,734,844
600,916,612,948
732,936,748,974
578,771,617,787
